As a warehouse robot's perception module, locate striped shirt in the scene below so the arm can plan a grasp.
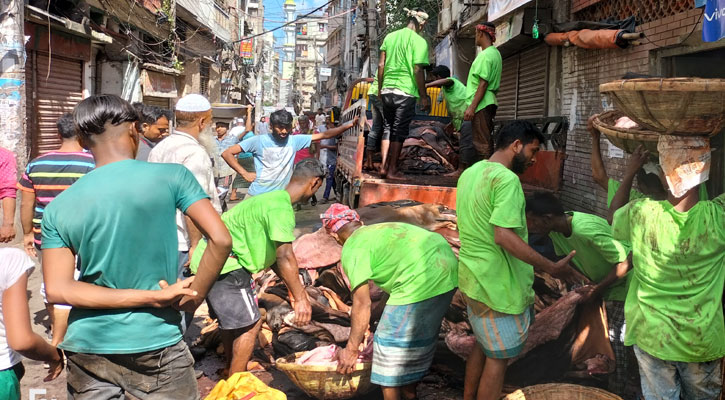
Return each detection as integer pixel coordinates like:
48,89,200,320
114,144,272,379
17,151,95,249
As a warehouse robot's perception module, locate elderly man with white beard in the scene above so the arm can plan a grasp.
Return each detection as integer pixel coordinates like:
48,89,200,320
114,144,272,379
148,94,223,330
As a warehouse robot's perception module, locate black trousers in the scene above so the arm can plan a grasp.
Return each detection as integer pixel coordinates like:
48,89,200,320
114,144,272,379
381,93,417,143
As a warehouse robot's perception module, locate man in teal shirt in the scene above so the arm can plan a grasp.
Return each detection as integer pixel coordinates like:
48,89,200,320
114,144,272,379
377,8,431,180
525,191,632,396
41,94,232,399
464,23,501,162
190,158,326,376
426,64,473,175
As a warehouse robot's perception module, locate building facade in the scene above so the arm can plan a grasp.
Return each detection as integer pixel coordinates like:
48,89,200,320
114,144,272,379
294,15,328,111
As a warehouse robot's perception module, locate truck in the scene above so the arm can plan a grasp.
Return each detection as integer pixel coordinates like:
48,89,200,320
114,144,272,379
334,78,569,209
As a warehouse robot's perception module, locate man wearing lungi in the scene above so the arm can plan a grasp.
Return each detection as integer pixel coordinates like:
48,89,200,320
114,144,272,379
456,121,588,400
322,204,458,400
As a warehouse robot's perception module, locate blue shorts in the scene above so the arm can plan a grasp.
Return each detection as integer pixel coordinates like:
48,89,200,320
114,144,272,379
465,294,534,359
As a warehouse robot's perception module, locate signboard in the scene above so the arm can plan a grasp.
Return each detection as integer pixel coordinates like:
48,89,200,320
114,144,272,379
142,70,178,98
320,67,332,77
434,35,453,72
488,0,531,22
703,0,725,42
240,39,254,64
607,139,624,159
282,61,294,80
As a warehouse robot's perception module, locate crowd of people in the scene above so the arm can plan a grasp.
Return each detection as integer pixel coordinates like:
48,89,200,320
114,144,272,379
0,7,722,400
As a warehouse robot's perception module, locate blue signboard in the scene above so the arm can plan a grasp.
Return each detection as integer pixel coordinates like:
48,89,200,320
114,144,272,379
703,0,725,42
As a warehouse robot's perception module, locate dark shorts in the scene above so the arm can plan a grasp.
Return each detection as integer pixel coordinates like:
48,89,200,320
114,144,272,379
381,93,417,143
206,268,261,330
66,340,198,400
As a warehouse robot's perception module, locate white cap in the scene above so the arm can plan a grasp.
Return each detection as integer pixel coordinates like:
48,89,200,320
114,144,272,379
176,94,211,112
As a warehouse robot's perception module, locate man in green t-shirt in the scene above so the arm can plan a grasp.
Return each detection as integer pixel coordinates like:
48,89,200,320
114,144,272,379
190,158,326,376
377,8,431,180
612,182,725,399
365,76,390,173
41,95,232,399
320,205,457,400
456,121,588,400
588,115,668,215
464,23,501,162
525,191,632,396
426,64,474,176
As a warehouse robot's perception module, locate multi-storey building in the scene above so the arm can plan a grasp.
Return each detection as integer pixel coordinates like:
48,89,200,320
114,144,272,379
294,15,328,111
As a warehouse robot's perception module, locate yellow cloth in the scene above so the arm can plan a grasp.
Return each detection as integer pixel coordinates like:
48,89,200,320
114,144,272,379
205,372,287,400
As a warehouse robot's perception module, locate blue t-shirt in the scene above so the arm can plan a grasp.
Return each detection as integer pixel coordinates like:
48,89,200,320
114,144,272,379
241,134,312,196
238,132,255,160
41,159,208,354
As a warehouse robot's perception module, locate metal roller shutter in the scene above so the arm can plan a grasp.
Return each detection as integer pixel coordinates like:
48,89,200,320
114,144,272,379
495,43,549,120
28,52,84,156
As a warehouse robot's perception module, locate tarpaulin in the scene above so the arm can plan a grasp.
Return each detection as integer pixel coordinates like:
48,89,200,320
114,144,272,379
544,29,623,49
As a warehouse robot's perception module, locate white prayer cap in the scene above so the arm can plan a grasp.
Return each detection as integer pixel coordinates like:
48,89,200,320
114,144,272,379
175,94,211,112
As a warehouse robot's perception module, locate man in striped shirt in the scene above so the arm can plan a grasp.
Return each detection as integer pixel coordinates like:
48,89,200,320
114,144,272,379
17,113,94,345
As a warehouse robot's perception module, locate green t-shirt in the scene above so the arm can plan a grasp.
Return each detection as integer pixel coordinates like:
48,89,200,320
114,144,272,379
466,46,502,113
549,212,630,301
612,195,725,362
41,160,208,354
607,178,709,208
368,76,379,97
380,27,429,98
191,190,296,275
442,77,468,131
606,178,645,208
456,160,533,314
341,223,458,305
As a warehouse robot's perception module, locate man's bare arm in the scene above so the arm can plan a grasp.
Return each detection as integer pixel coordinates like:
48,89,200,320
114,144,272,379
494,226,590,285
588,115,608,190
222,144,256,182
273,242,311,326
43,247,197,309
377,52,386,94
464,80,488,121
177,199,232,312
310,117,358,141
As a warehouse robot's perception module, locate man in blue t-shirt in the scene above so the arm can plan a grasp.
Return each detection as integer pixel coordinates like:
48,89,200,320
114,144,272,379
222,109,358,198
41,94,232,399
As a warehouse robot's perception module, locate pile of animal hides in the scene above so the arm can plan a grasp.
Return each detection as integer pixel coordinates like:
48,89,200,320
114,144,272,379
194,200,615,387
399,121,459,175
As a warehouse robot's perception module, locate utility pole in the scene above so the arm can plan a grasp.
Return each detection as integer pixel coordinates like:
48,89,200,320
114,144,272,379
343,0,352,82
0,0,27,165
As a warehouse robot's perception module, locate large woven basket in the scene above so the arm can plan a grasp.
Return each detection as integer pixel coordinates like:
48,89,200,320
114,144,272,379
592,110,660,155
275,352,375,399
599,78,725,136
504,383,623,400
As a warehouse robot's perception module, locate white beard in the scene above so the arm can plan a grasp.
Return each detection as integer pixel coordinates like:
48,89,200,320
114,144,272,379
197,125,217,156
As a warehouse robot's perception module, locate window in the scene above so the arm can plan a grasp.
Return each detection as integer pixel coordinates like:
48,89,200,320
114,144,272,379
296,24,308,35
200,62,210,96
318,23,326,32
296,44,308,58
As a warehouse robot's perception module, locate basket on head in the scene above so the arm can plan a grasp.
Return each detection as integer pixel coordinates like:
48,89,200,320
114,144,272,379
504,383,623,400
592,110,660,156
275,352,376,400
599,78,725,136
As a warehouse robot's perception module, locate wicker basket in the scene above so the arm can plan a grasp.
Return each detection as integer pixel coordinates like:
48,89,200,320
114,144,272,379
592,110,660,155
275,352,376,399
599,78,725,136
504,383,623,400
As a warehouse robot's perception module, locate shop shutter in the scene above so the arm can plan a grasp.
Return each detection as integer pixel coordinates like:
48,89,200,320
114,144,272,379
28,52,84,156
516,44,548,119
495,43,548,120
496,56,519,120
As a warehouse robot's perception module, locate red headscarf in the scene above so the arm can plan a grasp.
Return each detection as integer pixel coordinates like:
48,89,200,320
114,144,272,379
320,204,361,233
477,24,497,43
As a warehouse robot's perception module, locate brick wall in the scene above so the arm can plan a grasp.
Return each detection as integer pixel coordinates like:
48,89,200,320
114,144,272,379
571,0,601,14
559,8,703,216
